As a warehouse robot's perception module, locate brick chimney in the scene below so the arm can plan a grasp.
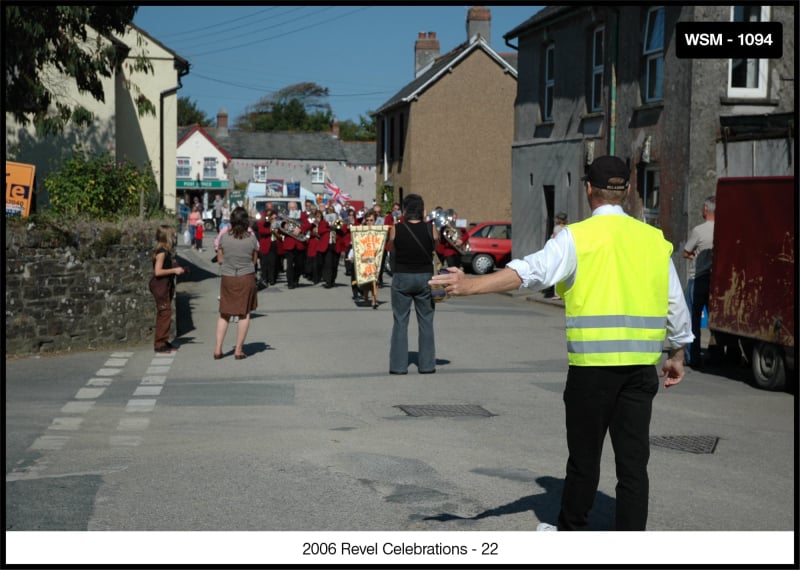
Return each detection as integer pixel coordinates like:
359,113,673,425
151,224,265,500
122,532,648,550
414,31,440,77
467,6,491,44
216,108,229,137
331,117,340,138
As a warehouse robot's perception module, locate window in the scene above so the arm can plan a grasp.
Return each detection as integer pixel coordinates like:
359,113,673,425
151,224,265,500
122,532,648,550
640,166,660,227
728,5,770,98
590,27,605,112
177,157,191,178
643,6,664,103
203,157,217,179
544,44,555,120
253,165,267,182
311,166,325,184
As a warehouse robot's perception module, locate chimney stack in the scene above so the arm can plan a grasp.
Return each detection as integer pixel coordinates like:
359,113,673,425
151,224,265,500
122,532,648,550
414,31,440,77
467,6,491,44
217,108,229,137
331,117,340,138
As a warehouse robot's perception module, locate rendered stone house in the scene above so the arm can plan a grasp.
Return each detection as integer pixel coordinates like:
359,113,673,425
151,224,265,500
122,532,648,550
178,111,377,210
175,125,233,213
372,6,520,225
504,5,794,282
5,24,189,213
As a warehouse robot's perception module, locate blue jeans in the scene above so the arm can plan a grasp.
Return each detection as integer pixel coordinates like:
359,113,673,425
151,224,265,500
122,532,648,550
390,272,435,373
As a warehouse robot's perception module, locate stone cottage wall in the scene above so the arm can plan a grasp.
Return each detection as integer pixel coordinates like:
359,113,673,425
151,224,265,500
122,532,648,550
5,222,166,356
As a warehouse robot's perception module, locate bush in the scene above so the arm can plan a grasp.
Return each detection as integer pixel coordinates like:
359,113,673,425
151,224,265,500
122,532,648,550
43,149,160,219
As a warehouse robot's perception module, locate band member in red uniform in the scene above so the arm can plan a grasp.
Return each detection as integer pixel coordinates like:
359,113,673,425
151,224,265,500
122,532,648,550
436,210,469,269
311,209,330,285
283,213,312,289
256,209,281,287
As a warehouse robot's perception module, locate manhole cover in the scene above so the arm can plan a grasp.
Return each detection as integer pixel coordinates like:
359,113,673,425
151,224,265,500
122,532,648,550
396,404,495,417
650,435,719,454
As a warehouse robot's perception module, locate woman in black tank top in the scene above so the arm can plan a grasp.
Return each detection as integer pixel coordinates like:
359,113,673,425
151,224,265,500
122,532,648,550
386,194,440,375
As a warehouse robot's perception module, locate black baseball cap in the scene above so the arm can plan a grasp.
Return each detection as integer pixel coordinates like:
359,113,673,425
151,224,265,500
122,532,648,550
583,155,629,190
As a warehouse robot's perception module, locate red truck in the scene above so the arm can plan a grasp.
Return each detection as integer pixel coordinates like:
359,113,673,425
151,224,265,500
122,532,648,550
707,176,795,390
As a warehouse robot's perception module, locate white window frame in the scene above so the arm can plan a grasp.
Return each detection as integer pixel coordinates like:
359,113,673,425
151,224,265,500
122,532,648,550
643,6,664,103
177,157,191,178
203,157,218,179
253,165,268,182
728,5,770,98
311,166,325,184
544,44,555,120
641,166,660,227
591,27,605,112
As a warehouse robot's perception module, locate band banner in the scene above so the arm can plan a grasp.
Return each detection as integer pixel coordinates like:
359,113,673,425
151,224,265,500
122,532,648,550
351,225,388,287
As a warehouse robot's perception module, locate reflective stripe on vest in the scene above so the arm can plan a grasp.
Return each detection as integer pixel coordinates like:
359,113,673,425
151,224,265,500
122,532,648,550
556,214,672,366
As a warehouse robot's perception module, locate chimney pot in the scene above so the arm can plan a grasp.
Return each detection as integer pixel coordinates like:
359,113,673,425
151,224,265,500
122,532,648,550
414,30,440,77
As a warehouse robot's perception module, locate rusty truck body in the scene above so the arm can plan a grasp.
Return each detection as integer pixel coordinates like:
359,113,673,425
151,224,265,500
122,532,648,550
707,176,795,390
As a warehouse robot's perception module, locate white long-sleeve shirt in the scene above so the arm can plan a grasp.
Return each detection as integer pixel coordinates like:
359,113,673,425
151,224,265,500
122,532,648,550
507,205,694,350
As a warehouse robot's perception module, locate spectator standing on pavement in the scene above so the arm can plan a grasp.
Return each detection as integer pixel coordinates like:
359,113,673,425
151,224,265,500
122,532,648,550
149,225,187,354
212,194,224,232
187,204,201,249
387,193,440,374
214,207,259,360
178,198,190,234
430,155,693,531
683,195,715,369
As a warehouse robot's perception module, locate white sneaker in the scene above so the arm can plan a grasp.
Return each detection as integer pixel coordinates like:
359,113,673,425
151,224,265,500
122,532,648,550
536,522,557,531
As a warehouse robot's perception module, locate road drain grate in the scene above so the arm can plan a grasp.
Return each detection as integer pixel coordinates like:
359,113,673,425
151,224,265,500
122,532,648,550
396,404,495,417
650,435,719,454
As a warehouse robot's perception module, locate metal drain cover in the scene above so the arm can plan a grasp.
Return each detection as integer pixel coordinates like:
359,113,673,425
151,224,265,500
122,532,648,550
396,404,495,417
650,435,719,454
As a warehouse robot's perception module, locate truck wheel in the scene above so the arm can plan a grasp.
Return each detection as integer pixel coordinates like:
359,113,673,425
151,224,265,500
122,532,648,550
751,341,786,391
472,254,495,275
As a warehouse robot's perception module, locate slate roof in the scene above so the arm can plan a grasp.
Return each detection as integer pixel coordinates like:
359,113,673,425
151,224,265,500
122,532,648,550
503,6,579,40
177,127,375,164
373,36,517,116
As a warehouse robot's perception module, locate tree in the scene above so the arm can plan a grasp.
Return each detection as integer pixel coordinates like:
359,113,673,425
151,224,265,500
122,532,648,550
234,82,333,132
4,5,153,135
338,114,377,141
178,96,212,126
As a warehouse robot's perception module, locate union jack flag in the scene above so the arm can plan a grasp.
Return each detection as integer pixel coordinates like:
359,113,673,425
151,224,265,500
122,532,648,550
324,178,351,205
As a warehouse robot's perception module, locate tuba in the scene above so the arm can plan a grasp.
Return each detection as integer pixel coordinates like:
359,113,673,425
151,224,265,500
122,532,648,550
276,211,307,242
433,208,470,255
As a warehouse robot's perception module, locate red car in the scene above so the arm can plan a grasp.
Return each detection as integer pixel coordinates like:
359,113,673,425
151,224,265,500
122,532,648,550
461,221,512,274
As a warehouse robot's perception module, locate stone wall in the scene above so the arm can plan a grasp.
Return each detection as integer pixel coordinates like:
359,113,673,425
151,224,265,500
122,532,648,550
5,220,167,356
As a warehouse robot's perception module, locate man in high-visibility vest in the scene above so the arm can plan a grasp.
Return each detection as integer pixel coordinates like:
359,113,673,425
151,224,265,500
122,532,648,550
430,155,693,531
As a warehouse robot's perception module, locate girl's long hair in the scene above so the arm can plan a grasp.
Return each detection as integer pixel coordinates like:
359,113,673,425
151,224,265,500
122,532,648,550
152,225,176,263
230,207,249,239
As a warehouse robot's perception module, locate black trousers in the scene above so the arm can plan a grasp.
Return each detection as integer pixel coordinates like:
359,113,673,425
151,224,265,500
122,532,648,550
322,250,339,287
284,249,304,287
690,273,710,365
259,250,278,285
558,365,659,531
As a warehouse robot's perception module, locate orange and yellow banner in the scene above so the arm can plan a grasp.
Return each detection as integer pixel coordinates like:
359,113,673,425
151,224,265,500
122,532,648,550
351,225,388,287
6,161,36,218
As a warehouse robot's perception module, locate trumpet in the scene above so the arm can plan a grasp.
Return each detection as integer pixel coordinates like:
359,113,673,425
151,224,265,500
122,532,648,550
333,218,344,230
433,208,470,255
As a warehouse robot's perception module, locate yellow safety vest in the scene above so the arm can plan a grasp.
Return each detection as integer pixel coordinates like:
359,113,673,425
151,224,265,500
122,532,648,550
555,214,672,366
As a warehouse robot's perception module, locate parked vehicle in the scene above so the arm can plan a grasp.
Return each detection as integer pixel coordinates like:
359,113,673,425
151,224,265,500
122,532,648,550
461,221,512,274
707,176,795,390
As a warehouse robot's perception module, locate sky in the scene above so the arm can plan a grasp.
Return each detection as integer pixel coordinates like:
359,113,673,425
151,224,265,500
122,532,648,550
133,5,543,126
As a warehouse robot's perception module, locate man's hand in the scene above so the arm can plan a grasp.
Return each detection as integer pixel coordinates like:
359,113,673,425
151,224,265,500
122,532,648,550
661,347,686,388
429,266,467,296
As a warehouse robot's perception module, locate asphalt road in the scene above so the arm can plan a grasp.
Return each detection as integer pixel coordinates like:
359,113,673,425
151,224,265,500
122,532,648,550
5,241,797,566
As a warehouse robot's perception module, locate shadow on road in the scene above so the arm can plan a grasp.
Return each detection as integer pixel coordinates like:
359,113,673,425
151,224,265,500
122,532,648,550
421,475,615,530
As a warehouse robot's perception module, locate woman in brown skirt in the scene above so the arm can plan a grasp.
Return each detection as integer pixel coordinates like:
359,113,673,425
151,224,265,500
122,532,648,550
214,206,259,359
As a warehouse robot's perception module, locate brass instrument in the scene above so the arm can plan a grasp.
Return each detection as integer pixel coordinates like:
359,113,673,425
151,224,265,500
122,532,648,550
433,208,470,255
270,220,284,241
276,212,307,242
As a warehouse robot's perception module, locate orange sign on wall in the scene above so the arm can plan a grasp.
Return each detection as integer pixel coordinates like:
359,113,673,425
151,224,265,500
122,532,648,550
6,161,36,218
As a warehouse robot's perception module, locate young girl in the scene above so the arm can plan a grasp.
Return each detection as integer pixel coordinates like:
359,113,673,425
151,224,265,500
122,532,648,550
194,218,204,252
150,225,187,353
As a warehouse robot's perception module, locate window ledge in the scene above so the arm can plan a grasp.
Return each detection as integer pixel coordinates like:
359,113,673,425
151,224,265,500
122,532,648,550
634,102,664,112
536,120,555,127
581,111,605,120
720,97,779,106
